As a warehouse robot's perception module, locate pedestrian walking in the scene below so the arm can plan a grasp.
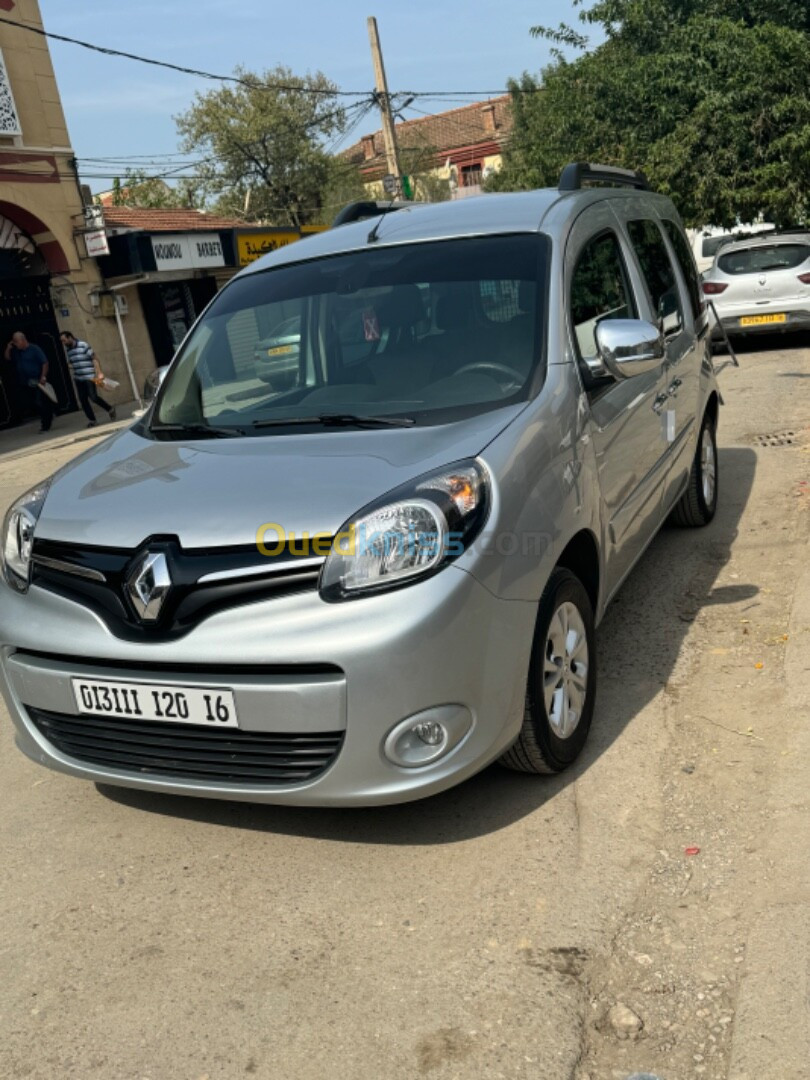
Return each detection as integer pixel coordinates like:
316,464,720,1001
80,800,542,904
60,332,117,428
3,332,55,432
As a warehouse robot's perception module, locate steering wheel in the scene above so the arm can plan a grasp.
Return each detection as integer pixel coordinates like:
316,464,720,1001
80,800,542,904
453,361,525,393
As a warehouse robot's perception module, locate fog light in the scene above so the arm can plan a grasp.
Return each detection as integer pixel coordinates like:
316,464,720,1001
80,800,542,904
414,721,444,746
383,706,473,768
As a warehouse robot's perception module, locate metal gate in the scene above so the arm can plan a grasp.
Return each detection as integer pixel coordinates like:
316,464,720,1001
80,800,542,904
0,276,77,428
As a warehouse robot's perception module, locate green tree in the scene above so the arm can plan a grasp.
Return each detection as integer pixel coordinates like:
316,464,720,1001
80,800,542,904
175,66,347,227
104,171,201,209
492,1,810,226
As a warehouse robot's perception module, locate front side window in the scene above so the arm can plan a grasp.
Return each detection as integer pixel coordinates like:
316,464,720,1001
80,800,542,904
570,231,636,365
663,219,703,321
718,242,810,276
628,219,683,334
154,235,548,435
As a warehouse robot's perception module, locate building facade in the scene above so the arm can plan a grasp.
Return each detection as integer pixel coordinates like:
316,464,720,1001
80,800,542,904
341,97,513,201
0,0,128,428
0,1,329,427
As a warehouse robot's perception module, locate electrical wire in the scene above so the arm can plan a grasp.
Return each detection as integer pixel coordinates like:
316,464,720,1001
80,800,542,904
0,15,539,100
0,15,369,96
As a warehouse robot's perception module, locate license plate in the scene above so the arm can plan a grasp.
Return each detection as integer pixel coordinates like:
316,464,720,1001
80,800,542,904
72,677,239,728
267,345,294,356
740,313,787,326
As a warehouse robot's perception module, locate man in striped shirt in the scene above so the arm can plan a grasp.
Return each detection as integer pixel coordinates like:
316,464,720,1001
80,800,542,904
60,332,116,428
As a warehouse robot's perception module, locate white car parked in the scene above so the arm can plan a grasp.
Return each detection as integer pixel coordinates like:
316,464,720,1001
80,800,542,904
702,232,810,342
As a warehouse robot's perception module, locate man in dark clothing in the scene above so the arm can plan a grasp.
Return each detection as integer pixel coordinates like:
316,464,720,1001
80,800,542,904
3,332,54,432
60,331,116,428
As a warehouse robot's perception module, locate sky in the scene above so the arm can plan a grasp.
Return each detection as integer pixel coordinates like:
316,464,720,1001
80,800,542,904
37,1,589,192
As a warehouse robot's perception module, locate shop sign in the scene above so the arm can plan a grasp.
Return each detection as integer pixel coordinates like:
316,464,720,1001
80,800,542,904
84,229,110,257
237,231,300,266
151,233,226,272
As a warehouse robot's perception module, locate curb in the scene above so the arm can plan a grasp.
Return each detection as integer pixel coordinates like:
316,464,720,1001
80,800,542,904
1,417,134,465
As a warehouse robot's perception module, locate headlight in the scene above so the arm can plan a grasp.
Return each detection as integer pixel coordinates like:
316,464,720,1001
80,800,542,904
2,480,50,592
320,460,489,601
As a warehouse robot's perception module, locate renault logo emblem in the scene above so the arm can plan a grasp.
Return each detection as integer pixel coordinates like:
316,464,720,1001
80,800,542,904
126,551,171,622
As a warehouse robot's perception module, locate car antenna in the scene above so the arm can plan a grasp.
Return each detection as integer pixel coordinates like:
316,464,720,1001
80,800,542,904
367,172,406,242
367,196,396,244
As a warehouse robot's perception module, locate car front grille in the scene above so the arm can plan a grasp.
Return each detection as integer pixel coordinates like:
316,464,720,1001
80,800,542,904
30,537,325,643
27,706,343,786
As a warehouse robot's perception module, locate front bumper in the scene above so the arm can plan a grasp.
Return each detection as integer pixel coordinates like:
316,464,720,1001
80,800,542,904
0,567,536,805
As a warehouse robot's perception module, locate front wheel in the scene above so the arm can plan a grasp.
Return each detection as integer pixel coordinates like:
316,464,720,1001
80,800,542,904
500,567,597,775
670,412,718,527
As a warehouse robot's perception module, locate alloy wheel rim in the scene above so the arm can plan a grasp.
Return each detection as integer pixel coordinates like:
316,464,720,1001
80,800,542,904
701,429,716,507
543,601,588,739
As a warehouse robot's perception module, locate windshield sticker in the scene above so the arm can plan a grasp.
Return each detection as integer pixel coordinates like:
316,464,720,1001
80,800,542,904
362,308,381,342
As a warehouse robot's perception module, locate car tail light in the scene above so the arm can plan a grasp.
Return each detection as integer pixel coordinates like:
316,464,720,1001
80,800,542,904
798,273,810,284
702,282,728,295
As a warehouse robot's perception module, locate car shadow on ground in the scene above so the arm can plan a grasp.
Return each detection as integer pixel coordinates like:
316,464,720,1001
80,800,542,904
718,329,810,357
99,446,758,844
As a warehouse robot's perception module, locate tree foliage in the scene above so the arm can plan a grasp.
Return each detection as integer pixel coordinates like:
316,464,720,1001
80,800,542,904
493,1,810,226
103,172,201,210
175,66,347,227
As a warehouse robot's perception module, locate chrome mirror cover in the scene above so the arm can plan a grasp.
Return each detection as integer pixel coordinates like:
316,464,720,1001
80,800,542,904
595,319,666,378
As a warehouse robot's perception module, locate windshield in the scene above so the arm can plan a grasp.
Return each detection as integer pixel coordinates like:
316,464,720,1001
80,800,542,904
153,234,548,434
718,242,810,276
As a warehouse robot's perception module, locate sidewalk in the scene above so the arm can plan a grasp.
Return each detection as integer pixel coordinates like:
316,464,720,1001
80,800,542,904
0,401,140,464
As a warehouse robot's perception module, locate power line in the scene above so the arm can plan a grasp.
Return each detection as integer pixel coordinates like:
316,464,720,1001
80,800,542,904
0,15,369,96
0,15,537,101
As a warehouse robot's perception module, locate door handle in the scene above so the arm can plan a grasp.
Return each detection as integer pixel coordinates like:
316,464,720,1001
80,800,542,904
667,377,683,397
653,392,669,414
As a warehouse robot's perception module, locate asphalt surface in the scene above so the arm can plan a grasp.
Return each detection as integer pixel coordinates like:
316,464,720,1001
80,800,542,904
1,333,808,1080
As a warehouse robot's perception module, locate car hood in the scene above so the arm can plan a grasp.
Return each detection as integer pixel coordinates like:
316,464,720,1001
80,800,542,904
37,406,523,549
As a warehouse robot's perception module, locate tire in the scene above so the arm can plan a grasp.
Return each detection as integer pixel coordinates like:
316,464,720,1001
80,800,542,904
500,567,597,775
670,411,718,527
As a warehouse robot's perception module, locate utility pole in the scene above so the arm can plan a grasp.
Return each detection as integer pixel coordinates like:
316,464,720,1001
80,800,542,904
367,16,405,198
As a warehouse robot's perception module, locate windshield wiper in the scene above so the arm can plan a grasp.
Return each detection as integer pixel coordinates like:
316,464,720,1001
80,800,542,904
252,413,416,429
150,422,246,439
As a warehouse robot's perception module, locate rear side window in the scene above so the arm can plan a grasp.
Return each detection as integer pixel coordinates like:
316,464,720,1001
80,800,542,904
718,243,810,276
663,219,703,320
628,219,683,334
570,231,636,364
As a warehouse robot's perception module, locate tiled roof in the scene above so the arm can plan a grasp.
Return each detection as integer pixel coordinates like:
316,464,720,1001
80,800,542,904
101,207,244,233
342,96,512,171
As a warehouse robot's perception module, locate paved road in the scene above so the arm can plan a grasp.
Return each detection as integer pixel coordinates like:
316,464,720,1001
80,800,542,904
1,336,808,1080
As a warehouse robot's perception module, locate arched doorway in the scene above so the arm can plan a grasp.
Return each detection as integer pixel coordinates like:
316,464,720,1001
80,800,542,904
0,209,77,428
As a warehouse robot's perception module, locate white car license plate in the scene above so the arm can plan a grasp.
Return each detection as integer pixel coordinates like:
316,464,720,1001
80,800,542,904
72,677,239,728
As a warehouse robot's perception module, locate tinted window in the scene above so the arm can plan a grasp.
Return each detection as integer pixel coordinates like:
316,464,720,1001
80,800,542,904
156,235,548,433
570,231,636,364
702,235,734,258
628,219,683,333
718,243,810,276
663,219,703,320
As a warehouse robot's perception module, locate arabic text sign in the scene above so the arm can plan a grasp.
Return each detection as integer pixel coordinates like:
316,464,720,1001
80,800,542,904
151,233,226,272
237,231,300,266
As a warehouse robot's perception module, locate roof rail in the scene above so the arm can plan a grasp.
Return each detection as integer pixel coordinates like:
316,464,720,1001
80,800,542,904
331,200,410,227
559,162,650,192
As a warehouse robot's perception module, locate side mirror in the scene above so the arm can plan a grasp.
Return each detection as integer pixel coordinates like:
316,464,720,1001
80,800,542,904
595,319,665,379
658,288,683,338
143,365,169,406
